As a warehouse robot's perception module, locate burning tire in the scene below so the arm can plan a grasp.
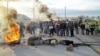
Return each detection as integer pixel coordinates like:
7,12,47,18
7,40,20,46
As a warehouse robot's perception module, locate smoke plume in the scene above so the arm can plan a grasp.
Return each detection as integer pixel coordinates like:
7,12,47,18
0,3,19,43
33,0,58,21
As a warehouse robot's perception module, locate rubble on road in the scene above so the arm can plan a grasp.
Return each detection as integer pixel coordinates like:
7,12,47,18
0,47,15,56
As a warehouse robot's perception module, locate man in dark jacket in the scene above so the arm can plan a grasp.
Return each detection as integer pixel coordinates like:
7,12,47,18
55,24,60,36
90,24,95,35
69,21,74,37
49,21,55,36
80,23,85,35
66,20,69,36
60,21,66,36
74,22,79,34
29,22,35,35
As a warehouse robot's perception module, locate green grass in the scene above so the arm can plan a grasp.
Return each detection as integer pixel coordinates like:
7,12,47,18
83,20,100,33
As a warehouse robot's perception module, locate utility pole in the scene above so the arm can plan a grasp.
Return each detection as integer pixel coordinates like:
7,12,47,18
33,0,35,21
33,6,35,21
65,6,66,20
7,1,9,14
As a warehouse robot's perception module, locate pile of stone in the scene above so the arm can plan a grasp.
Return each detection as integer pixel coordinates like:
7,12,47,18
0,47,15,56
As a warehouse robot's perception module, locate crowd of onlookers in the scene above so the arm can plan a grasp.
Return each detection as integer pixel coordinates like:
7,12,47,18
18,19,99,37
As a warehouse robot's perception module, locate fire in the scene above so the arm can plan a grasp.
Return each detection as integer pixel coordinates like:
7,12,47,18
4,23,20,43
0,1,20,43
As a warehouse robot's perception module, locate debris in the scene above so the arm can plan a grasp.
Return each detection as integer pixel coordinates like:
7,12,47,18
28,36,42,46
66,44,74,51
0,47,15,56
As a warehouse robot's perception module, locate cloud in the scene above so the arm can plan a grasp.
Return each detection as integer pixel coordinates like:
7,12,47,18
3,0,100,10
50,8,100,17
39,0,100,10
2,0,100,17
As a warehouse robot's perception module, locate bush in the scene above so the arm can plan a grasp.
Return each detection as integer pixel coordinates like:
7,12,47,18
95,26,100,33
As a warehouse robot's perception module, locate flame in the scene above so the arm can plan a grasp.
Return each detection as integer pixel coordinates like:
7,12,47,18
4,23,20,43
0,1,20,43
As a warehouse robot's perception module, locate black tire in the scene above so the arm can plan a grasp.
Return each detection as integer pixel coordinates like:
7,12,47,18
28,37,42,46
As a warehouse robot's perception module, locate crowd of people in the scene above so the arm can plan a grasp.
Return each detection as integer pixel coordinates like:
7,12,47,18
18,19,98,37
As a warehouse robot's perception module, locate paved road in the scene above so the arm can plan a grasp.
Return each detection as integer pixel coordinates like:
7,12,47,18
0,32,100,56
0,34,100,56
75,34,100,54
0,45,100,56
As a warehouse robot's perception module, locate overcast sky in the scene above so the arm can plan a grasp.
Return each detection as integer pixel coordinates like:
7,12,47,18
2,0,100,18
39,0,100,10
6,0,100,10
39,0,100,17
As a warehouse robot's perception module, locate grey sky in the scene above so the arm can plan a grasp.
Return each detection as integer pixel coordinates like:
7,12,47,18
2,0,100,17
40,0,100,10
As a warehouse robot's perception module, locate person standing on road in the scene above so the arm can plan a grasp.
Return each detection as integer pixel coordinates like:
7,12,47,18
29,22,35,35
55,23,60,36
80,23,85,35
26,23,30,33
69,21,74,37
74,21,79,34
66,20,69,36
85,23,90,35
90,24,95,35
19,22,25,37
60,21,66,36
49,21,55,36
